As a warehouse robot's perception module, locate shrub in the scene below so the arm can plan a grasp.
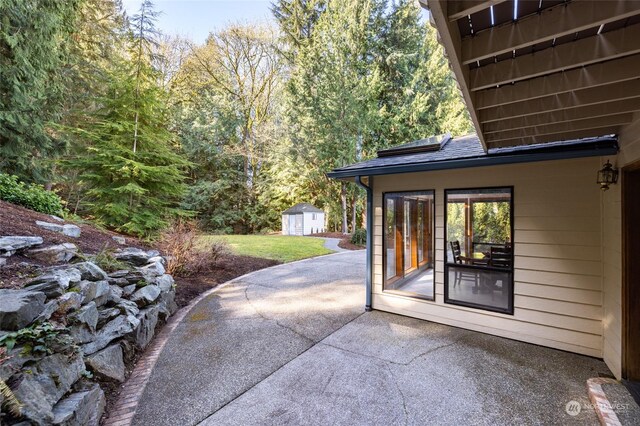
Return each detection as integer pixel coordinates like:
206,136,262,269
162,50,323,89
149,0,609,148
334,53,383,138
351,228,367,246
159,221,229,276
92,245,129,273
0,173,64,216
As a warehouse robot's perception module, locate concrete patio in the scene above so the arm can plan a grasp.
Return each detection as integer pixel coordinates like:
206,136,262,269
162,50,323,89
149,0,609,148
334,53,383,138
132,251,609,426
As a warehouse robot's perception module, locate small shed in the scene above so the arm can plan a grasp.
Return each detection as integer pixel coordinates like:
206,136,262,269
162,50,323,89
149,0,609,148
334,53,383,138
281,203,325,236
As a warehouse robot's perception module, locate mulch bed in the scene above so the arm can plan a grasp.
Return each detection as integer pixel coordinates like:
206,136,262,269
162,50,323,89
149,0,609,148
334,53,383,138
173,254,280,308
0,200,147,254
0,200,281,306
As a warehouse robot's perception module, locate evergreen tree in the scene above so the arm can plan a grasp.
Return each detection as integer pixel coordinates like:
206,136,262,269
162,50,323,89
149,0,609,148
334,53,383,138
66,1,187,236
0,0,81,182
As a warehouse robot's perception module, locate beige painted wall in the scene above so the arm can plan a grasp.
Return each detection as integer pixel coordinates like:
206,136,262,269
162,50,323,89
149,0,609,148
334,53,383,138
602,112,640,378
371,156,605,358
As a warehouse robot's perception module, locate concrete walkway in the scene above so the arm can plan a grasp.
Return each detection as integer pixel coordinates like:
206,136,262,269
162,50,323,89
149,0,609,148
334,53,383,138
319,237,347,252
132,251,607,426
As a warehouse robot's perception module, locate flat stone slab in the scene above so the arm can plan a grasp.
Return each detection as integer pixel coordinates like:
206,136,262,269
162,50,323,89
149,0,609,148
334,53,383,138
35,221,81,238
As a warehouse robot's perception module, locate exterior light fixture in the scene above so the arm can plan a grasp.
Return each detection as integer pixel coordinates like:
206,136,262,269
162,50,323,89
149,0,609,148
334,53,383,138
597,160,618,191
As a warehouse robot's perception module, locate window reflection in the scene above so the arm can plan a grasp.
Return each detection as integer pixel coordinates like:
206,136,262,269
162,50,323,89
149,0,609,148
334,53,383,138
384,191,435,300
445,188,514,314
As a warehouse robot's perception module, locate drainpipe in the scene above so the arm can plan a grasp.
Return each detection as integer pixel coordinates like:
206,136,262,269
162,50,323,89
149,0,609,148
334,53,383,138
355,175,373,312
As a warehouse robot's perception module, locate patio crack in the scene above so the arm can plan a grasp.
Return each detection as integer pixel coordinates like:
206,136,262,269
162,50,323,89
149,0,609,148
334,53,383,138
386,363,409,426
195,311,367,426
319,340,459,366
243,286,315,344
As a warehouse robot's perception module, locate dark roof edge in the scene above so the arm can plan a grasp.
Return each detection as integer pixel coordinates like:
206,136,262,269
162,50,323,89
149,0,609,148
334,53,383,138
327,137,618,180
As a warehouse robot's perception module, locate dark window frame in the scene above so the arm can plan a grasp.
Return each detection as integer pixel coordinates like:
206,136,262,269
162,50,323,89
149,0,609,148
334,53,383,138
382,190,436,302
443,186,515,315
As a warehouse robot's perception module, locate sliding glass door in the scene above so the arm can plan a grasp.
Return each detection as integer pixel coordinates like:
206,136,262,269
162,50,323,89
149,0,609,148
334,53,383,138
383,191,435,300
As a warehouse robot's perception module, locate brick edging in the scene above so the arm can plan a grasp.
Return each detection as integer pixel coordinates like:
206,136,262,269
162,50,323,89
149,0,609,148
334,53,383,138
103,250,352,425
587,377,623,426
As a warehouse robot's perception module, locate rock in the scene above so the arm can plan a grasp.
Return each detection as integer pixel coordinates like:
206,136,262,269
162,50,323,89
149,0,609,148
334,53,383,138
35,299,62,322
108,285,123,304
122,284,137,297
69,324,95,344
35,293,82,324
112,235,126,245
26,243,78,263
147,255,166,266
74,262,108,281
27,267,82,291
84,344,125,382
154,274,174,293
0,289,46,330
125,270,146,284
12,354,85,425
114,247,157,266
35,221,82,238
108,277,129,287
27,281,66,299
62,224,82,238
139,260,165,278
157,289,178,320
117,299,139,317
0,257,6,267
57,292,83,313
0,346,38,382
130,285,161,307
52,383,105,426
71,302,98,331
96,308,120,329
108,270,128,278
81,314,140,355
0,236,43,256
75,280,110,305
50,215,65,222
134,305,160,349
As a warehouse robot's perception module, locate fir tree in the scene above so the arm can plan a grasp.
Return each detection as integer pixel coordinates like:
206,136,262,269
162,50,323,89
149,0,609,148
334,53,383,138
0,0,80,182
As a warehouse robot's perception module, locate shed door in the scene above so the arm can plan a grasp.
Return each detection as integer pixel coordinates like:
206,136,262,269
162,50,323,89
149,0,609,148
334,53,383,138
295,214,303,235
288,215,296,235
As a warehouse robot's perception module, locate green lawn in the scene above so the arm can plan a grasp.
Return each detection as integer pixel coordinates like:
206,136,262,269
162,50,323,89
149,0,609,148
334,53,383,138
201,234,334,263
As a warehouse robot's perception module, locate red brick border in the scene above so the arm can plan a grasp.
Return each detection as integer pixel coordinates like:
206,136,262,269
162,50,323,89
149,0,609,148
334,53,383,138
103,251,349,425
587,377,622,426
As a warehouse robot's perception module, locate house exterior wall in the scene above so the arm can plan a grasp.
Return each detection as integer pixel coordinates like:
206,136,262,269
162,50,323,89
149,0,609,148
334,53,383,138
602,112,640,378
371,156,604,358
302,212,325,235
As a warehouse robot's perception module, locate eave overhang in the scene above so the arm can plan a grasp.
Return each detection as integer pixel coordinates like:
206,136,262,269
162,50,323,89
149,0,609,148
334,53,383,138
327,136,618,180
421,0,640,151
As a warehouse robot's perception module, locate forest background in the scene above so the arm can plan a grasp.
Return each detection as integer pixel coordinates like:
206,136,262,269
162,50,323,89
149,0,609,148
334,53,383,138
0,0,471,237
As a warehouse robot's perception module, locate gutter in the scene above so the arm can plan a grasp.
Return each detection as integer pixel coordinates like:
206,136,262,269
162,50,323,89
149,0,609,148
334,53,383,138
355,176,373,312
327,138,618,179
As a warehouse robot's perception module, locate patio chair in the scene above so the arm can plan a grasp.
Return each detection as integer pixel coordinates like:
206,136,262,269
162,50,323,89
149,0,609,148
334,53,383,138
450,241,479,288
485,245,513,295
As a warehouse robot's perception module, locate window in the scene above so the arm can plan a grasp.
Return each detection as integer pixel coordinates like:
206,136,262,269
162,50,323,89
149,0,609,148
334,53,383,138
312,213,317,220
444,187,514,314
383,191,435,300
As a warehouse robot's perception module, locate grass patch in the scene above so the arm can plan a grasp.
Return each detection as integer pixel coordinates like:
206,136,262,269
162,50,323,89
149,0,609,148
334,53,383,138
201,235,333,263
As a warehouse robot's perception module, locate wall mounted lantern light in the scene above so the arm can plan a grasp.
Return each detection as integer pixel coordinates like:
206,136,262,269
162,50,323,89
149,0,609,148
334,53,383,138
597,160,619,191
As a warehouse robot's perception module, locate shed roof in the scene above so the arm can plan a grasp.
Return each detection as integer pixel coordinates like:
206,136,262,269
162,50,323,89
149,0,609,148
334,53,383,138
327,133,618,179
282,203,324,214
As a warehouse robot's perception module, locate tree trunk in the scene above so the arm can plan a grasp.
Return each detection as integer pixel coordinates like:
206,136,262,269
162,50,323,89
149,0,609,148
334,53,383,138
351,195,357,232
341,182,348,234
